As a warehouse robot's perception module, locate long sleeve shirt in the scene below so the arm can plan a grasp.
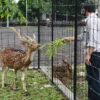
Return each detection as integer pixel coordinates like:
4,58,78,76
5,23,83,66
78,13,100,53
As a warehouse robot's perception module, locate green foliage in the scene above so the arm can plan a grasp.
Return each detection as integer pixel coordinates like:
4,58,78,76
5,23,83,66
39,0,52,14
0,70,66,100
0,0,27,23
18,0,51,21
39,38,65,59
18,12,28,24
54,0,86,18
0,0,13,18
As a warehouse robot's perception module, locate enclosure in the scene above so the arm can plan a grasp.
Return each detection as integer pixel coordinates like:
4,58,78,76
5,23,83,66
0,0,100,100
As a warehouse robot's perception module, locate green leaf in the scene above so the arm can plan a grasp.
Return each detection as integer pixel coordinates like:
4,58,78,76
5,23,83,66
39,44,47,50
39,38,66,59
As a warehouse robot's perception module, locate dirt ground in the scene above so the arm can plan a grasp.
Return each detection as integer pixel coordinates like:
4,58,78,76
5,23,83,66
53,59,86,87
53,60,73,87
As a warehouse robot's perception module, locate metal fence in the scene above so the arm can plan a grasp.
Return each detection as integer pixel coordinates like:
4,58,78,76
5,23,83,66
0,0,100,100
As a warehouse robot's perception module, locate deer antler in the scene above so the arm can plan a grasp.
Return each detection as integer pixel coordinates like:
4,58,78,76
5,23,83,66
9,27,29,43
33,34,35,39
25,34,36,41
25,34,33,41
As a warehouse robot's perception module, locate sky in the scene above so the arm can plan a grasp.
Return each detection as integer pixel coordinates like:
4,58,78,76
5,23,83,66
15,0,19,3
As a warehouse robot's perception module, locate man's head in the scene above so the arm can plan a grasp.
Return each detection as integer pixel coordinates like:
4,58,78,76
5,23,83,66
82,1,96,16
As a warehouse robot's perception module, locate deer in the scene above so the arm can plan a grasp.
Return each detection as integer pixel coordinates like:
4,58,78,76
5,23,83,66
0,27,40,94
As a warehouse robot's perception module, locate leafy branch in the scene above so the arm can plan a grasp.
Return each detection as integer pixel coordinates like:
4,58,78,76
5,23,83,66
0,0,27,24
39,38,66,59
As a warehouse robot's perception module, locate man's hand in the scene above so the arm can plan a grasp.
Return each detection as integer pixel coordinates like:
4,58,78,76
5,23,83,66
85,54,91,65
62,37,75,43
62,37,70,43
85,46,94,65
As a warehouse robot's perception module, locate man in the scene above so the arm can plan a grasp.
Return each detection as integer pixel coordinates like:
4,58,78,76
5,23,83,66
63,2,100,100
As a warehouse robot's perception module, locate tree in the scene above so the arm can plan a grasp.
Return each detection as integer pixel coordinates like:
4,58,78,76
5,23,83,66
0,0,27,26
18,0,52,21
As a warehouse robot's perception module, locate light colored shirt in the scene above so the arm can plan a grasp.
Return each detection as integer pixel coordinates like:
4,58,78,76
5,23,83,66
78,13,100,53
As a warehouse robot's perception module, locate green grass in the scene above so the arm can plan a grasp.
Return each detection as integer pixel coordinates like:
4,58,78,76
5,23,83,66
0,69,67,100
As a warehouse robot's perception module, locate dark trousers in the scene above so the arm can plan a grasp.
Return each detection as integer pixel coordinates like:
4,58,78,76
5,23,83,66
86,52,100,100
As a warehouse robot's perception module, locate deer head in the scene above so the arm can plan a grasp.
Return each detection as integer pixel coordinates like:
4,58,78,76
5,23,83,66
10,27,39,51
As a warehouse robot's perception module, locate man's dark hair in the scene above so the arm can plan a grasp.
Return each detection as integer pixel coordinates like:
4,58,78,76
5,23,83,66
83,1,95,13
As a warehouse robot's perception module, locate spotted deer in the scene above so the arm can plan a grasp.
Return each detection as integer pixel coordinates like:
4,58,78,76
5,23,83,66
0,27,39,93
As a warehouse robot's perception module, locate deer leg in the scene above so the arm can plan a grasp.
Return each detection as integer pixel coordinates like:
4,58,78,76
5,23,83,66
13,70,18,89
2,64,6,88
5,67,9,84
21,70,27,92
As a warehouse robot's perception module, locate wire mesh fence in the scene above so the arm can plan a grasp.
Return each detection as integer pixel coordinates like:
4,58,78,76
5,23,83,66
0,0,100,100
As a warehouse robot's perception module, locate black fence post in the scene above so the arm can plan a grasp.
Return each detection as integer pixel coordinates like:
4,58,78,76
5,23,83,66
38,0,40,69
74,0,78,99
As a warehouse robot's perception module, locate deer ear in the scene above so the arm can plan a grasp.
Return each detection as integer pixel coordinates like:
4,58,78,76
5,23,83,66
33,34,36,40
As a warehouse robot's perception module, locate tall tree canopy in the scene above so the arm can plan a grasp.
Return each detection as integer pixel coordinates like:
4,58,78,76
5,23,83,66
54,0,86,15
0,0,98,22
0,0,27,23
18,0,51,21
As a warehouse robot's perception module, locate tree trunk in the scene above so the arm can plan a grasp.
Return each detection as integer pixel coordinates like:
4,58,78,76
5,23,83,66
7,16,9,27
